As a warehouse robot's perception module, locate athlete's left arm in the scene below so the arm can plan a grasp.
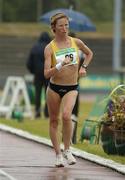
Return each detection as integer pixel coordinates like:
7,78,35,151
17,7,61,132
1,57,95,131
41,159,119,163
75,38,93,67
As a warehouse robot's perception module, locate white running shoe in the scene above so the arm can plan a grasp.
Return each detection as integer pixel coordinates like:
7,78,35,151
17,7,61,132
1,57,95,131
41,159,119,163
63,149,76,165
55,154,65,167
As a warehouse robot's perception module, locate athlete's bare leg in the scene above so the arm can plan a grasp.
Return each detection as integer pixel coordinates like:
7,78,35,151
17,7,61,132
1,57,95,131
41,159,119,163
46,87,61,155
61,91,78,150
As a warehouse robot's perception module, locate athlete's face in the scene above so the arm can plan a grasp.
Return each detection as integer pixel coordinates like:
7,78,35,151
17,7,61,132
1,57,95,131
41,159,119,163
55,18,69,34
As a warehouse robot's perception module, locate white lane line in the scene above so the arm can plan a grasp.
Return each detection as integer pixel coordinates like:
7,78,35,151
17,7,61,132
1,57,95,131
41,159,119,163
0,169,17,180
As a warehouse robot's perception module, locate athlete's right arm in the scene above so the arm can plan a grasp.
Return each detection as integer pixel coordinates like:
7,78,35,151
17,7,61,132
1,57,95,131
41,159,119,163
44,44,71,79
44,44,57,79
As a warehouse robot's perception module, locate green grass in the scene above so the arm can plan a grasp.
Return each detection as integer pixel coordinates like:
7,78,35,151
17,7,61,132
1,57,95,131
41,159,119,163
0,101,125,165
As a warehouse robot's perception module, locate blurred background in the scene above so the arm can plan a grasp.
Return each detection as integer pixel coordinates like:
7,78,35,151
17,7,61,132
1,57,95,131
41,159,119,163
0,0,125,93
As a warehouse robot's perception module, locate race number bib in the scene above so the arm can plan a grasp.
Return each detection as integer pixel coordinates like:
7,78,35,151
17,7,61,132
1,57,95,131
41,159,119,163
55,48,78,65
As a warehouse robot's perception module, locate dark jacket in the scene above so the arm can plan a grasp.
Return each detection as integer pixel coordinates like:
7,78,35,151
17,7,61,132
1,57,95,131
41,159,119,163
27,32,51,79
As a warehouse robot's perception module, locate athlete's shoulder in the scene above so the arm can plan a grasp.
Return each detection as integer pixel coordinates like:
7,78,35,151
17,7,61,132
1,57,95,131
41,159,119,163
50,39,55,45
44,41,53,54
73,38,85,47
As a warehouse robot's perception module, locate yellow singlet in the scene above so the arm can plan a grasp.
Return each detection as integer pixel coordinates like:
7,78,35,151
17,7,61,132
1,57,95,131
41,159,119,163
50,37,79,67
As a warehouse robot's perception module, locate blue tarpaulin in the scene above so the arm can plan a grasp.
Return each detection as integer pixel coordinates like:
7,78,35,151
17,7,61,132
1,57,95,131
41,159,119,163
40,8,96,32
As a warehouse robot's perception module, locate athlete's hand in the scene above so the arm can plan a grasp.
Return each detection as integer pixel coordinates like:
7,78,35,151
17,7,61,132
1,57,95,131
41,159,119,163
61,56,72,66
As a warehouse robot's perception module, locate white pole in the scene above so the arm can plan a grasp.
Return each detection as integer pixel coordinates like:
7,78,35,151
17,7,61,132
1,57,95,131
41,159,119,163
0,0,3,22
113,0,122,71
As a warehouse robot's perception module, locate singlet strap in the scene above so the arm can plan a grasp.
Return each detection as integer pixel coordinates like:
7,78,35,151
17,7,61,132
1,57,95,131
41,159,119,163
70,37,79,51
50,40,58,51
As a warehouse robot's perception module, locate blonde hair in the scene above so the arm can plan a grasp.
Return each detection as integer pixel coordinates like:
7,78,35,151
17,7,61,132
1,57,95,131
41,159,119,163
50,13,69,32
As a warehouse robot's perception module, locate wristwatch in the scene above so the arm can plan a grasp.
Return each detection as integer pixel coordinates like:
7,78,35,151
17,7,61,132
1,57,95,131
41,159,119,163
81,64,87,69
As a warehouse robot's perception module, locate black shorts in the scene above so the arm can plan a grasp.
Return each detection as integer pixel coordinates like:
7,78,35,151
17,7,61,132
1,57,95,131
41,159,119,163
49,82,79,98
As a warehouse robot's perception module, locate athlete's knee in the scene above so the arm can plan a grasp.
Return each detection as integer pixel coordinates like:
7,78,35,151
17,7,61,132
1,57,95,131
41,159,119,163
62,111,71,122
50,116,58,128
